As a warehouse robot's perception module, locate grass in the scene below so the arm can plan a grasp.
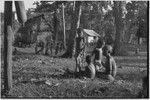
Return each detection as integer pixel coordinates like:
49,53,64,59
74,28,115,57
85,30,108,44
1,43,148,98
7,79,139,98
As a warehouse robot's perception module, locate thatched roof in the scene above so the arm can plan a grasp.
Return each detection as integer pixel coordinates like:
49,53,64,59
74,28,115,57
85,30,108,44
83,29,100,37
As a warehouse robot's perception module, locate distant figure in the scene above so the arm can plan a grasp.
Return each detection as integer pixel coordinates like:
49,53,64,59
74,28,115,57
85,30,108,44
75,28,86,72
55,42,60,55
35,33,53,55
50,42,54,54
57,42,63,53
92,38,105,72
13,48,18,55
45,35,54,55
35,40,45,54
45,41,54,55
59,42,64,52
84,55,96,79
102,45,117,81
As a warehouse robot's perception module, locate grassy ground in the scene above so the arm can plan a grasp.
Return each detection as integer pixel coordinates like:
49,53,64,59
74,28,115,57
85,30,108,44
1,43,148,99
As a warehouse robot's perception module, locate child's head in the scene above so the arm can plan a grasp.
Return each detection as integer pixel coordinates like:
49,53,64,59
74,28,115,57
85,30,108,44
103,45,113,56
97,38,105,48
86,55,92,64
77,28,83,37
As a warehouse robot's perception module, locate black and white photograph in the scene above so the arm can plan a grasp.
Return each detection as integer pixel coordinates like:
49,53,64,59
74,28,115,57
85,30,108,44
0,0,149,99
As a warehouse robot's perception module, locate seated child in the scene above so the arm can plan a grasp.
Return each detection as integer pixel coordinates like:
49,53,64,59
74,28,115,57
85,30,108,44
71,55,95,79
84,55,96,79
92,38,105,71
102,45,117,80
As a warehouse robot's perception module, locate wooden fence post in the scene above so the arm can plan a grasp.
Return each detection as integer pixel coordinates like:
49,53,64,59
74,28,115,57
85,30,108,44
3,1,13,95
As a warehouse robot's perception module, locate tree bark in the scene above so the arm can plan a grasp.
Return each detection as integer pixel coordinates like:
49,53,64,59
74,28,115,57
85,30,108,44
53,10,59,44
15,1,27,26
3,1,13,95
112,1,124,55
76,4,82,28
62,3,66,49
61,1,82,58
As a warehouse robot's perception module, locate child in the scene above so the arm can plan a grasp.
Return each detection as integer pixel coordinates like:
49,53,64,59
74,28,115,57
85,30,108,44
35,40,45,54
65,55,95,79
59,42,64,52
102,45,117,80
45,41,54,55
75,28,86,72
55,42,59,55
50,42,54,54
92,38,105,71
84,55,96,79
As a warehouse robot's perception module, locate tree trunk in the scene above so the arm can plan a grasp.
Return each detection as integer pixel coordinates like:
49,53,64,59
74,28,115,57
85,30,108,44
61,1,82,58
112,1,124,55
62,3,66,49
53,10,59,44
37,17,41,32
15,1,27,26
3,1,13,95
76,4,82,28
125,21,132,43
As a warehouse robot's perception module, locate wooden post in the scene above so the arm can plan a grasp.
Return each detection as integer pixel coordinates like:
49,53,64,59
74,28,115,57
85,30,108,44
62,3,66,49
15,1,27,26
3,1,13,94
76,3,82,29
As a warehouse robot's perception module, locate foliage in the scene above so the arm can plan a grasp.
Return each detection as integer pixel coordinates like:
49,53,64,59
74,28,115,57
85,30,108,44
32,1,115,36
126,1,147,22
11,1,148,54
125,1,148,39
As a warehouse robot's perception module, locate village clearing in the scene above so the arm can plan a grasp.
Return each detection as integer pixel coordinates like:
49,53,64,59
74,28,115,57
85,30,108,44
1,43,147,98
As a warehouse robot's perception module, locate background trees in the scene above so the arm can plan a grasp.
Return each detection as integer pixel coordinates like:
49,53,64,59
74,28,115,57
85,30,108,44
10,1,148,56
112,1,126,55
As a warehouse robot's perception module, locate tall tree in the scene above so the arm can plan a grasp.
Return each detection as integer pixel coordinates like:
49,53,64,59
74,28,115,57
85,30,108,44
53,8,59,43
62,1,82,58
112,1,126,55
15,1,27,26
62,3,66,49
125,1,148,44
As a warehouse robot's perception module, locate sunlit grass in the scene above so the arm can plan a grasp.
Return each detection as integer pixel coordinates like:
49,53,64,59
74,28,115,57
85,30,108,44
1,43,147,98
